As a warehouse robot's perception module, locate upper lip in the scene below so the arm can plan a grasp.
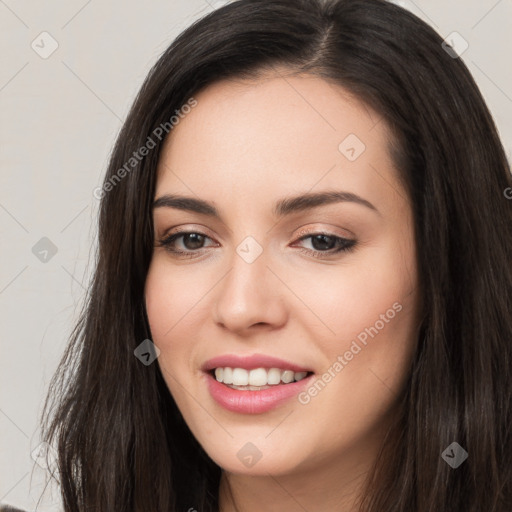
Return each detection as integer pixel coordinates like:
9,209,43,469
202,353,313,373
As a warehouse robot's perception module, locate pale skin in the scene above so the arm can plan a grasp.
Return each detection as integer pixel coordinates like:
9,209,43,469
144,69,422,511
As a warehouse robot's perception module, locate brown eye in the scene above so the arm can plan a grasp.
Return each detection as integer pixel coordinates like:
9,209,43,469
310,234,337,251
180,233,206,250
293,232,357,258
157,231,217,257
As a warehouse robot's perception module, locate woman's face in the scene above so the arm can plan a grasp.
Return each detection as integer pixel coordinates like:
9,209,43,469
145,71,421,479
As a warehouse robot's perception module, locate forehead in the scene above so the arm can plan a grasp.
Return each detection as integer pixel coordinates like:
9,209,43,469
155,72,402,212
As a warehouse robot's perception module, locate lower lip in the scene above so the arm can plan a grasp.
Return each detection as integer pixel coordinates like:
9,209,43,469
205,372,314,414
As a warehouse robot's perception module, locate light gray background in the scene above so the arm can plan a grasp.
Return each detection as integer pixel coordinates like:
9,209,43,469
1,0,511,510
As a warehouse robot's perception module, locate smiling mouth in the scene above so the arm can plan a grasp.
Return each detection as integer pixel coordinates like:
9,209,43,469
210,367,314,390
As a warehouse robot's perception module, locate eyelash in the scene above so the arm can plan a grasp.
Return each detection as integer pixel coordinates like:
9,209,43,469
156,229,357,260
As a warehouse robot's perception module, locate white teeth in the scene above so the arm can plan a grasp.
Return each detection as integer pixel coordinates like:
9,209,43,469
249,368,268,386
232,368,249,386
281,370,294,384
213,367,310,386
267,368,281,385
223,367,233,384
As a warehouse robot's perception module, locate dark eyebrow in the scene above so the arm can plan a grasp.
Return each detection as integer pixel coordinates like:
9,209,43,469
273,191,379,217
152,191,379,218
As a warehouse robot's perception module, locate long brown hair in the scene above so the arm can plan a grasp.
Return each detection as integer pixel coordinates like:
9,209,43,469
41,0,512,510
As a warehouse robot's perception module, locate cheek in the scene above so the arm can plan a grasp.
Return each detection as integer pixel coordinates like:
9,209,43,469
287,239,416,346
144,257,223,403
294,273,417,454
294,231,418,394
144,258,210,342
329,253,417,410
144,260,201,403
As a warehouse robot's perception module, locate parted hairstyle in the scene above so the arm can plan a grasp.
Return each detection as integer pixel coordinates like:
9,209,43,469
41,0,512,510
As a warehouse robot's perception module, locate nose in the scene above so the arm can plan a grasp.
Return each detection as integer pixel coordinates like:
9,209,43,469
213,248,288,335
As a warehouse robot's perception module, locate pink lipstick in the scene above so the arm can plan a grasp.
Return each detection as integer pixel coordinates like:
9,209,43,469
202,354,314,414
